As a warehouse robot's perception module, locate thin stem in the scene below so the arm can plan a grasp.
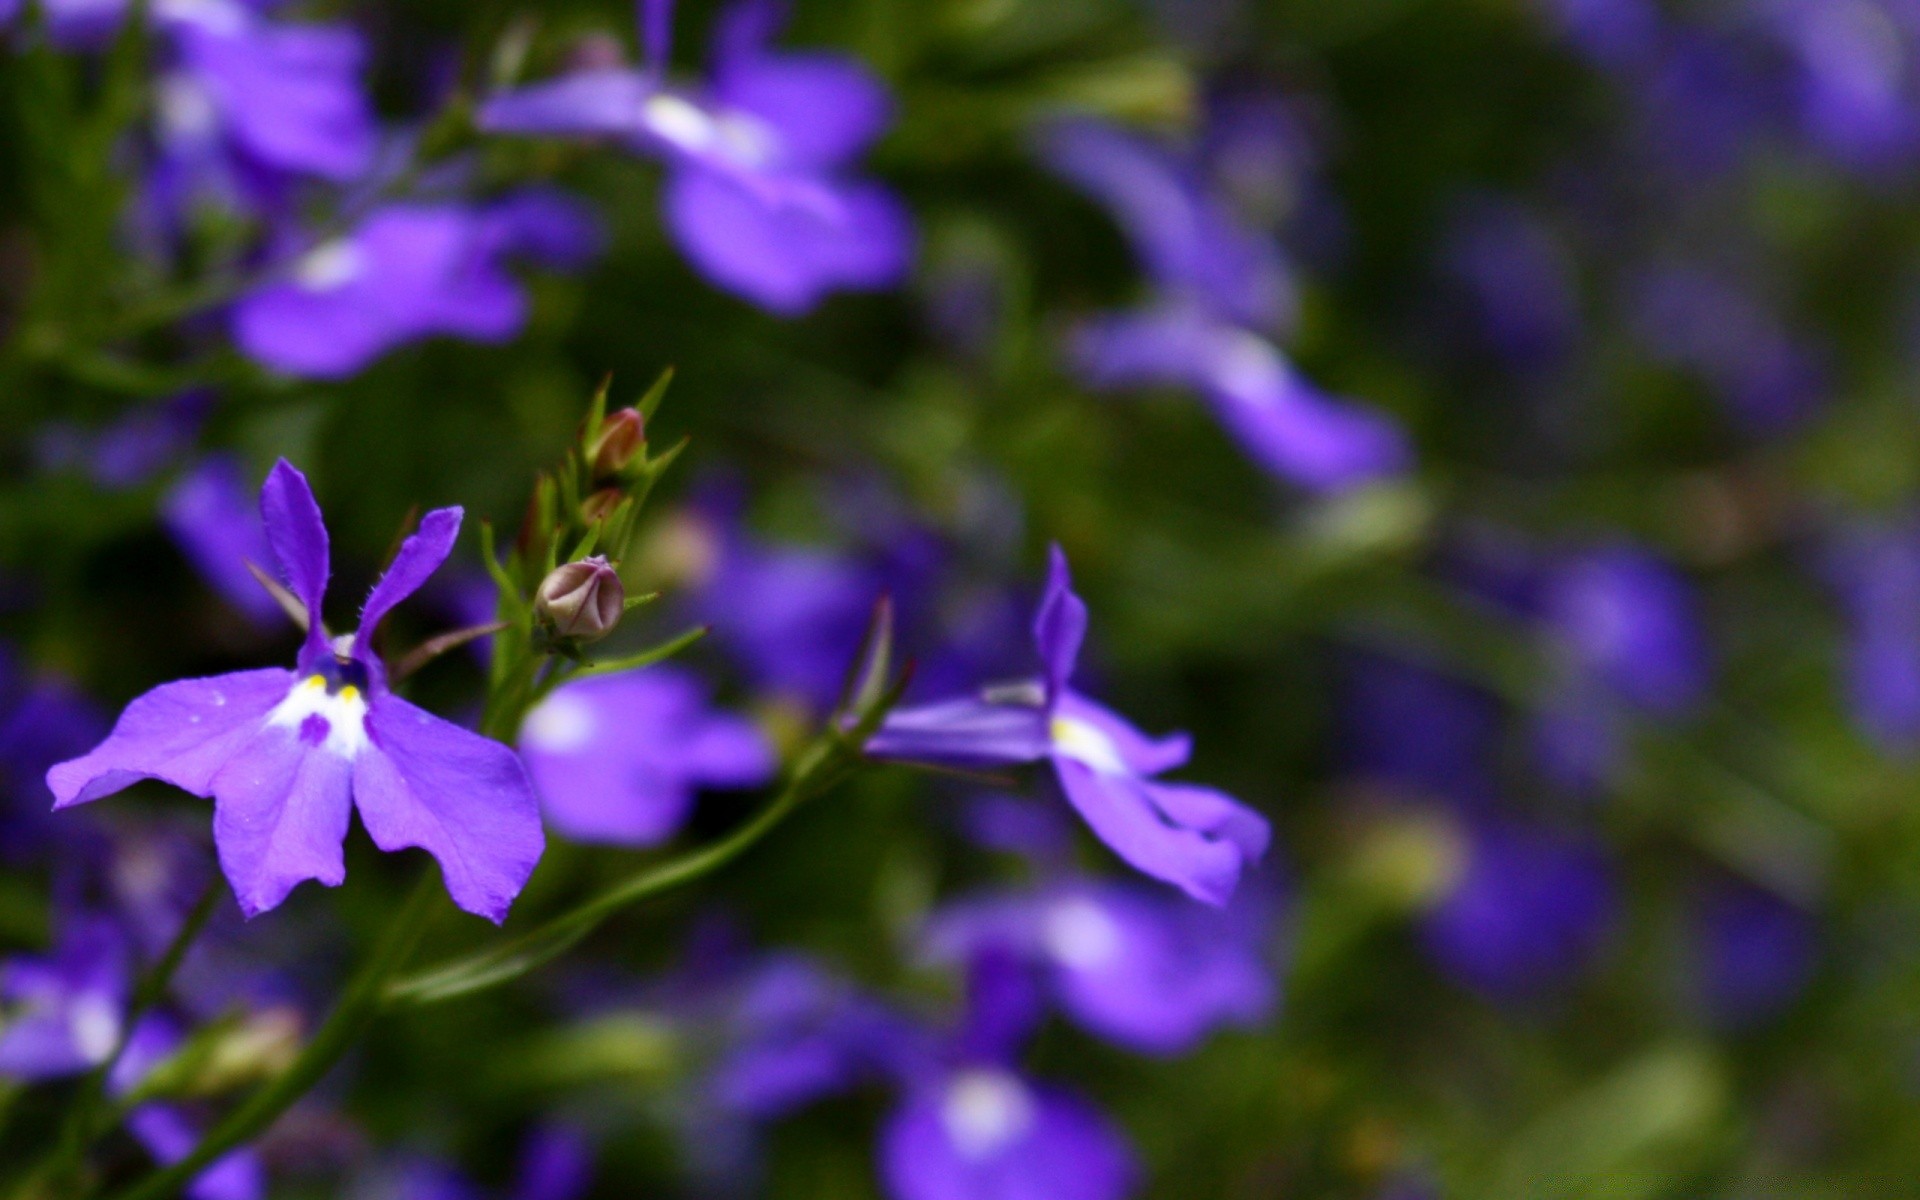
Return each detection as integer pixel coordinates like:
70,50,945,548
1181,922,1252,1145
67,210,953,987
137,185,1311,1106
386,736,857,1008
24,879,222,1197
97,871,441,1200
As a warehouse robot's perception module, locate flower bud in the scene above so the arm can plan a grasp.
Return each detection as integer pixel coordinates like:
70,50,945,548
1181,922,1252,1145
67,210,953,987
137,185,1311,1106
535,555,624,642
579,486,623,526
587,407,646,479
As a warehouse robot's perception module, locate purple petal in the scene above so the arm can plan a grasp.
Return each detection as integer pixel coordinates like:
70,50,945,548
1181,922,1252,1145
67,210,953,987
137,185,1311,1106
259,460,330,660
878,1073,1137,1200
47,670,296,810
661,165,912,314
1200,350,1410,491
353,695,544,923
641,0,674,74
867,695,1051,770
521,668,775,847
353,506,463,659
1052,759,1260,907
209,719,355,918
482,190,605,269
476,69,658,139
172,19,376,181
1053,693,1189,777
127,1106,264,1200
161,456,283,627
1032,547,1086,703
714,28,892,170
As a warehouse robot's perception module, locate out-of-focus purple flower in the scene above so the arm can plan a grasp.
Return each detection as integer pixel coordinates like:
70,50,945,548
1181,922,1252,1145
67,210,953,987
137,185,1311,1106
876,957,1137,1200
230,193,600,379
923,877,1275,1055
870,547,1269,906
0,915,129,1080
349,1127,593,1200
1337,653,1502,812
48,461,544,922
707,953,922,1119
156,5,377,182
1826,519,1920,750
1540,0,1666,68
35,391,211,492
0,663,108,847
1543,546,1710,716
0,918,260,1200
162,455,284,628
520,666,776,846
478,0,911,314
1628,262,1827,431
1689,875,1819,1030
1437,195,1581,370
1419,818,1617,1001
1041,118,1408,492
1761,0,1920,169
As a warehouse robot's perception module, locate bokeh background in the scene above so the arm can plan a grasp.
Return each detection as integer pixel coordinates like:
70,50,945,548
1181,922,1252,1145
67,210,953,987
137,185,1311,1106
6,0,1920,1195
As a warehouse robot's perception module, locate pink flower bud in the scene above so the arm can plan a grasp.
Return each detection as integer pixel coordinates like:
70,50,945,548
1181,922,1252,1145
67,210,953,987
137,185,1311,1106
587,407,645,479
535,555,624,642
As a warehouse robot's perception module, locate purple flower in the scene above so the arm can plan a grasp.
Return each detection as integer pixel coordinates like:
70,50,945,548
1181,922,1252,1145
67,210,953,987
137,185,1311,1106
0,917,261,1200
155,5,377,183
1337,652,1502,813
478,0,912,314
876,957,1136,1200
231,193,600,379
1689,875,1818,1031
1825,518,1920,751
870,547,1269,906
162,455,284,628
1041,118,1408,492
923,878,1275,1055
520,665,776,847
1543,546,1710,717
1419,819,1617,1002
47,461,544,922
1436,195,1581,371
878,1068,1136,1200
1627,263,1827,432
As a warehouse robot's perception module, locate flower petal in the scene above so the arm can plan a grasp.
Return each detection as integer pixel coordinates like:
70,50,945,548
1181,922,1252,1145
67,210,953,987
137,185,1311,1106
866,696,1051,770
353,695,543,923
47,669,296,810
1033,547,1086,704
353,506,463,658
209,723,355,918
476,69,657,139
260,460,331,660
1052,759,1256,906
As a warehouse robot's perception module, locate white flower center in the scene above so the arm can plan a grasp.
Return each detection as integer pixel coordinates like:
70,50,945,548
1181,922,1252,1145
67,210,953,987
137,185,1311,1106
1208,328,1290,403
156,74,219,141
940,1069,1036,1161
1041,897,1123,969
1049,714,1129,776
522,691,598,754
294,240,365,292
68,993,122,1065
267,675,369,760
641,93,777,169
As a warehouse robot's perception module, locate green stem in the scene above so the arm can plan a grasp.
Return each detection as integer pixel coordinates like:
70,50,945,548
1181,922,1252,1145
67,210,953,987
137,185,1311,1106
385,737,855,1008
97,872,440,1200
20,880,222,1198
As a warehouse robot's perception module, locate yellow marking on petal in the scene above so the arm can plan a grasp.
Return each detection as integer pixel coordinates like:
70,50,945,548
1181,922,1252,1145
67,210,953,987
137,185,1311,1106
336,685,360,703
304,675,326,689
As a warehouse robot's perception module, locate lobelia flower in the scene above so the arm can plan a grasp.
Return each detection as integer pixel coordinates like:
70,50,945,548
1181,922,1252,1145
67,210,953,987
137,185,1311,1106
1532,544,1711,792
1687,874,1819,1031
1823,517,1920,752
869,546,1269,907
876,956,1138,1200
231,190,601,379
0,916,262,1200
520,665,776,847
922,876,1275,1056
1418,817,1617,1002
47,460,544,922
1040,117,1408,492
477,0,912,315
